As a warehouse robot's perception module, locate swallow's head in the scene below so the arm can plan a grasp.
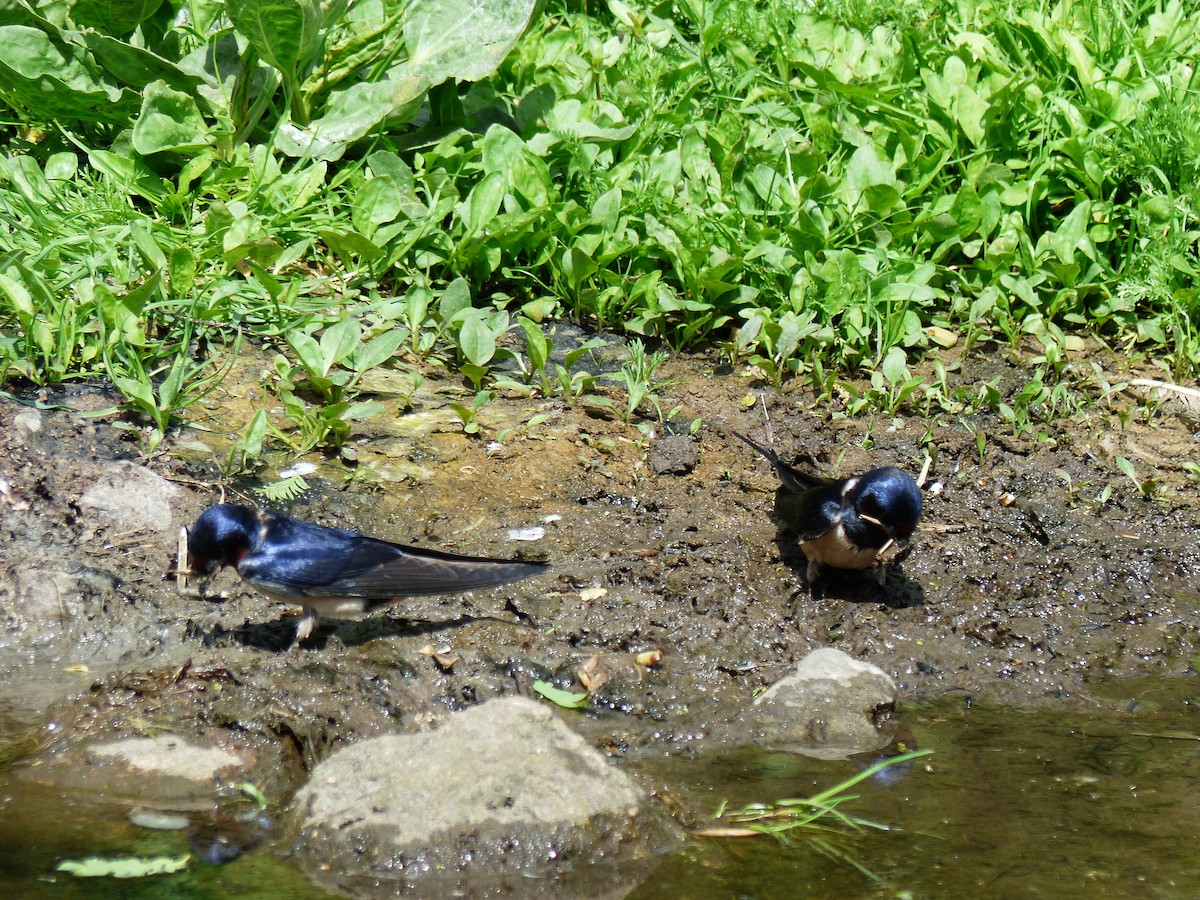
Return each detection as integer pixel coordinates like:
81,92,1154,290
849,468,923,542
187,504,259,575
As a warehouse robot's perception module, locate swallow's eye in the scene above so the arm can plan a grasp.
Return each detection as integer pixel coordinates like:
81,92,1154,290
859,494,883,518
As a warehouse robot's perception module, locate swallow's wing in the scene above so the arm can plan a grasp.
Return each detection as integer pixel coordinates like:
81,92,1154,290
773,486,845,541
315,538,550,598
238,516,548,600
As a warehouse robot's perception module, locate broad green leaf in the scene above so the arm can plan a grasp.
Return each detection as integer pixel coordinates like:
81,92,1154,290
71,0,166,35
457,311,496,366
44,152,78,181
287,330,325,378
463,172,506,235
0,272,35,322
56,854,191,878
532,680,589,709
1040,202,1092,264
403,0,537,85
0,154,53,204
318,228,383,264
276,81,424,161
843,145,899,213
110,374,156,410
87,149,167,201
353,331,404,372
132,80,210,154
226,0,316,80
881,347,909,386
439,278,471,322
481,126,551,209
340,400,385,421
238,409,268,458
169,247,196,296
518,317,549,374
82,33,200,94
158,354,187,410
0,25,135,122
320,318,362,370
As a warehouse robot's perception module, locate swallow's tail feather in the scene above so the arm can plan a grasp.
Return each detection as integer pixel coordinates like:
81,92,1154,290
732,431,828,493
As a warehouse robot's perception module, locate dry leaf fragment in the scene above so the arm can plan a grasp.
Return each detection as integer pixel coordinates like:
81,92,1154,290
418,644,461,671
577,654,608,692
580,587,607,602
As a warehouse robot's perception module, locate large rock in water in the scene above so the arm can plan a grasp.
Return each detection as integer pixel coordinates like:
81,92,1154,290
747,647,900,759
289,696,673,895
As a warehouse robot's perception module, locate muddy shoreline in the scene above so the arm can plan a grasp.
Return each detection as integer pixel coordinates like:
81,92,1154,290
2,338,1198,890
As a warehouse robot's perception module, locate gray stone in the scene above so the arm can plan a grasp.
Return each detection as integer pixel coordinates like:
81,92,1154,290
290,696,672,891
78,462,181,533
89,735,246,781
20,735,253,811
13,410,42,433
749,647,900,759
649,434,698,475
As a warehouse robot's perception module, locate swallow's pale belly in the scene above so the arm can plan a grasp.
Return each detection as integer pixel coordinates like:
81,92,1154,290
801,528,881,570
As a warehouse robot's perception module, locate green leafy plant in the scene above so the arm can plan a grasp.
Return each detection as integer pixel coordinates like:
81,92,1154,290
105,332,236,453
610,338,677,422
703,747,933,885
0,0,537,162
1115,456,1168,501
449,390,495,436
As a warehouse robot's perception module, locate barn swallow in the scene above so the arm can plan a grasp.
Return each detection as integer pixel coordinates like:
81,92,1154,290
734,432,922,584
186,504,551,650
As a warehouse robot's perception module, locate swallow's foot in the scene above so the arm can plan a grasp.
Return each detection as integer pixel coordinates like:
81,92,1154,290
805,557,821,584
285,607,319,655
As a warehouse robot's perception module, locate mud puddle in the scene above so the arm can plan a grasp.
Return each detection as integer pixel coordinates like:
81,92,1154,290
1,333,1199,894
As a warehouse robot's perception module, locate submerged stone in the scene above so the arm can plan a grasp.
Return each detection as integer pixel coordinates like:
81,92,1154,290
289,695,675,893
748,647,900,759
21,734,253,810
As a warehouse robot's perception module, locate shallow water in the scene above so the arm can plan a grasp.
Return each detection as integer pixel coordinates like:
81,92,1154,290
632,676,1200,899
3,675,1199,897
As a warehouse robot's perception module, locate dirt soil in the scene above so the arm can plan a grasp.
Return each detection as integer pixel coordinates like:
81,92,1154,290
2,334,1199,803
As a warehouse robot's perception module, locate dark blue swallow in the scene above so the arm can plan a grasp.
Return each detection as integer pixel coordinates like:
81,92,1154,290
735,432,922,584
186,504,550,649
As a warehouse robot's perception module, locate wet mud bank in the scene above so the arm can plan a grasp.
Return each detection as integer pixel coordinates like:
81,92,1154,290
2,339,1199,893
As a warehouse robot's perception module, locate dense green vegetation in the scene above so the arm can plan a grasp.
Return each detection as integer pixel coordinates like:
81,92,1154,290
0,0,1197,455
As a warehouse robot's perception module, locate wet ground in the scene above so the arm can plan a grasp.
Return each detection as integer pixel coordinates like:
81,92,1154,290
1,332,1199,894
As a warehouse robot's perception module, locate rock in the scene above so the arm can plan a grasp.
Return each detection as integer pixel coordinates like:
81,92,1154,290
748,647,900,759
649,434,698,475
290,696,674,892
78,462,181,533
13,410,42,433
22,735,253,810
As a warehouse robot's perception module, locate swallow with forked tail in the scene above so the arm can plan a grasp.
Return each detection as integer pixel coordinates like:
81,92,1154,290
734,432,922,584
185,504,551,650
